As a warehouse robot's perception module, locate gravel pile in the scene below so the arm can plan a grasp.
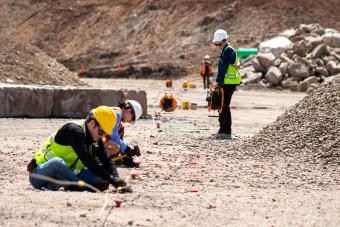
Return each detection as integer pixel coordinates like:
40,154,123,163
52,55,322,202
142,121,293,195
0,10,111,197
241,24,340,93
239,75,340,164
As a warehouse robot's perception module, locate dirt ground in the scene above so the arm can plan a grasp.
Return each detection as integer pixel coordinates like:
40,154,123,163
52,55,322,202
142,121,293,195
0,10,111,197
0,78,339,226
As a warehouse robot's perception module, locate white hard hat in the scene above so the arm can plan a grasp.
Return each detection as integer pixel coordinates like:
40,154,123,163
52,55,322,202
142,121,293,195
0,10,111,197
212,29,229,43
204,55,210,59
126,100,142,124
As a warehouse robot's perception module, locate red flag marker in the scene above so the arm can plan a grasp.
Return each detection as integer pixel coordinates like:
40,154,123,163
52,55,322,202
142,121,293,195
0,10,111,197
115,200,122,208
131,173,137,179
191,188,199,193
79,64,86,73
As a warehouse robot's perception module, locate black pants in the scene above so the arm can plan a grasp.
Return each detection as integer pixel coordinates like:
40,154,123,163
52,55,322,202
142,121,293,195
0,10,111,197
202,74,210,89
218,84,237,134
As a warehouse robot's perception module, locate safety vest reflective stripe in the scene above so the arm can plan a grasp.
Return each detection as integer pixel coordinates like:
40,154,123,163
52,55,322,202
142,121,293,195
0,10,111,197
222,46,242,85
45,151,54,160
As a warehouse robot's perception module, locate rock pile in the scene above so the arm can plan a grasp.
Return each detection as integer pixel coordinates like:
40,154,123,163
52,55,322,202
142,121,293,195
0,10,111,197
0,37,84,86
241,24,340,93
238,75,340,164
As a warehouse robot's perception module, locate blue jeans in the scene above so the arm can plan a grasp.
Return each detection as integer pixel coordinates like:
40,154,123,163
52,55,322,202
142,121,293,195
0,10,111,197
29,157,106,191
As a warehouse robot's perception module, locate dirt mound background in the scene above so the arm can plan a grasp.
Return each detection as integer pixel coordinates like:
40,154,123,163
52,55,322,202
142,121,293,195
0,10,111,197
238,76,340,164
1,0,340,78
0,37,84,86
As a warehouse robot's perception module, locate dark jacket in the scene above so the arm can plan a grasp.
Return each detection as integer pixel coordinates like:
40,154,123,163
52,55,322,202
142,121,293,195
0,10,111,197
216,44,236,86
55,122,118,182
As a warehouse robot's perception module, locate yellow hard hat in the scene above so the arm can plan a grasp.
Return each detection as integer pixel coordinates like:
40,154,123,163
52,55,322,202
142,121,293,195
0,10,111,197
93,106,116,135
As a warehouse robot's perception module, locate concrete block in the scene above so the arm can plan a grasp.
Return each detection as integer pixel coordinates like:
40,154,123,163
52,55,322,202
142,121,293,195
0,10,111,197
52,88,124,118
0,86,6,117
2,85,54,117
0,84,147,118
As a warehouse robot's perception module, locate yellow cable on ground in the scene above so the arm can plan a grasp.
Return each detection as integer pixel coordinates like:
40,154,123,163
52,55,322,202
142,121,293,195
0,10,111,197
29,173,101,193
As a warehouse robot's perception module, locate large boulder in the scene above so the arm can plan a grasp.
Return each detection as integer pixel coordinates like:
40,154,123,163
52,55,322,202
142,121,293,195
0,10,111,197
259,36,293,57
315,67,329,76
288,63,309,79
293,40,311,57
257,53,276,68
278,62,288,75
322,33,340,47
303,76,319,84
326,61,340,75
280,54,295,65
243,72,263,84
252,58,267,72
311,44,328,59
239,66,256,78
281,78,296,88
279,29,297,38
265,66,282,85
304,36,323,49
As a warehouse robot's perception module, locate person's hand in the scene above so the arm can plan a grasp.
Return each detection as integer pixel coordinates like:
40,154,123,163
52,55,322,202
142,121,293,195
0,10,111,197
104,140,120,156
213,82,219,88
125,146,141,157
110,176,127,188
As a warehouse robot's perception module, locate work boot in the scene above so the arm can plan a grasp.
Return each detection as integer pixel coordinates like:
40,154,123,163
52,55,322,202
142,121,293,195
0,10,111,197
214,133,232,140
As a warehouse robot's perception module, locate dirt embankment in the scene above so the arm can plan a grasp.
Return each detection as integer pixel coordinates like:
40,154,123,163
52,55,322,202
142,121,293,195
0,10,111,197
1,0,340,78
0,37,84,86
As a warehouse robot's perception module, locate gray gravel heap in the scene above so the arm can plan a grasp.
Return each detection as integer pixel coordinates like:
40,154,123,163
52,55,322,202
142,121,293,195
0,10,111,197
241,24,340,93
239,75,340,164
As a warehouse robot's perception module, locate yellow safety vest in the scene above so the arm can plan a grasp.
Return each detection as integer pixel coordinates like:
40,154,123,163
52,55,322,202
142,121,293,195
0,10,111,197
34,120,93,175
222,46,242,85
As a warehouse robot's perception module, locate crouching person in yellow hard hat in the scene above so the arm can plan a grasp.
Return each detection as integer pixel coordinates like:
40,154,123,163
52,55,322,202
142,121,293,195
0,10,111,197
27,106,126,191
103,100,143,167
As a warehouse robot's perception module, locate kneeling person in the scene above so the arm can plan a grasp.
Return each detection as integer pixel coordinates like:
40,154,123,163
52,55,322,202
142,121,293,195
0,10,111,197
27,106,126,191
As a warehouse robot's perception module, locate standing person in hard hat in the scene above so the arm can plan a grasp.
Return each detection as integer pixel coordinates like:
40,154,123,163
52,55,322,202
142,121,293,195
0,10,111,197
200,55,213,89
102,100,143,167
27,106,126,191
212,29,242,139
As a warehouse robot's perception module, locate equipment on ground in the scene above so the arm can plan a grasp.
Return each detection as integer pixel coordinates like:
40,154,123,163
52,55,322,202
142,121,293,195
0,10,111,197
206,87,224,113
191,103,198,110
115,186,133,193
181,100,191,110
183,80,189,89
212,29,229,43
160,94,177,112
189,83,196,88
111,145,140,162
237,48,258,60
166,80,173,88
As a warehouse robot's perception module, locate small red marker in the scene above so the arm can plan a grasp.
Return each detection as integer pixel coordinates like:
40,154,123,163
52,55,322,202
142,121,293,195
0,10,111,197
191,161,197,165
131,173,137,179
191,188,199,193
115,200,122,208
